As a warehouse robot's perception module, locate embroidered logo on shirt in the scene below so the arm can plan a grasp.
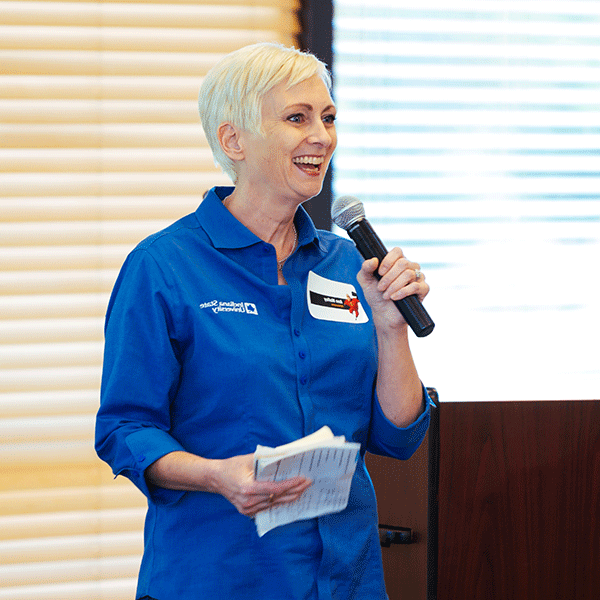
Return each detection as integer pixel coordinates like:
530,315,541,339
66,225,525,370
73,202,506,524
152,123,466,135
307,271,369,324
199,300,259,315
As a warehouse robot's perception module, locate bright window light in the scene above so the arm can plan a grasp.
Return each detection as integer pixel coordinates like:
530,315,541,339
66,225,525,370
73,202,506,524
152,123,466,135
333,0,600,402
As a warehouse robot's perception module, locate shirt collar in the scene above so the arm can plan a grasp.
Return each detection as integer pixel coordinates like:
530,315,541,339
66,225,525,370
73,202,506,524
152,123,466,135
196,186,325,253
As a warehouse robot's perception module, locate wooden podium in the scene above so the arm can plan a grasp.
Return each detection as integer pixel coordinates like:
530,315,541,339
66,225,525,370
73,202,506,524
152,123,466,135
369,398,600,600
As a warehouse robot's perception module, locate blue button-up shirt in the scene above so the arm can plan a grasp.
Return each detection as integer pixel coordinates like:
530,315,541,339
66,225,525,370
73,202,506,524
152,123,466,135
96,186,431,600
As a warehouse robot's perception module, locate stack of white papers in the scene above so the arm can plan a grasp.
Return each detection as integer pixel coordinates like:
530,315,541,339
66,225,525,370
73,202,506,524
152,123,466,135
253,426,361,537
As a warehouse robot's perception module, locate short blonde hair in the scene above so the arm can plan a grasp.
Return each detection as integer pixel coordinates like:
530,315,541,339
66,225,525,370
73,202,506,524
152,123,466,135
198,42,331,183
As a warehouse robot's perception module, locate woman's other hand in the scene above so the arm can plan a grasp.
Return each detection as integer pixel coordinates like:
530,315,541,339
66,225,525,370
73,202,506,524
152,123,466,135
212,453,312,517
145,450,311,518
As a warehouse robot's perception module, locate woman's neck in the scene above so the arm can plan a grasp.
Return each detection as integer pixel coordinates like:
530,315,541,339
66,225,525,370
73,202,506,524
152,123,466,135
222,189,298,283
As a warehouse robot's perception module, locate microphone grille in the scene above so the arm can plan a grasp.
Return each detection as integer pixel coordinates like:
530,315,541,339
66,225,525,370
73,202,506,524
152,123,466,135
331,196,365,230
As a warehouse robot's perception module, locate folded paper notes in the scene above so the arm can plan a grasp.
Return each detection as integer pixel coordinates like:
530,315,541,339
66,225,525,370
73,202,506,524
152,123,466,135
253,426,361,537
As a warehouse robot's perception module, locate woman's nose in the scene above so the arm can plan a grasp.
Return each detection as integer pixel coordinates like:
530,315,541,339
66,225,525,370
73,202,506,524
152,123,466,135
307,120,335,147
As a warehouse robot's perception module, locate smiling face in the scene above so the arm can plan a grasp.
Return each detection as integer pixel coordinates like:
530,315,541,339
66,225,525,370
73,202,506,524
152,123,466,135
235,74,337,205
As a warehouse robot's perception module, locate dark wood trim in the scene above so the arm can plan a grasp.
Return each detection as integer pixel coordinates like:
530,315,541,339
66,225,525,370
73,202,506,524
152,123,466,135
426,388,440,600
297,0,334,231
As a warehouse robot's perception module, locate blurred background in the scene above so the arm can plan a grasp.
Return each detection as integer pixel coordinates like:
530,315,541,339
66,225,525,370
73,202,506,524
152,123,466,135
1,0,598,597
332,0,600,404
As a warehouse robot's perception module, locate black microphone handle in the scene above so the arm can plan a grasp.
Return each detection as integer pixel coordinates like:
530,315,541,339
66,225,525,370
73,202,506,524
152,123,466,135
347,219,435,337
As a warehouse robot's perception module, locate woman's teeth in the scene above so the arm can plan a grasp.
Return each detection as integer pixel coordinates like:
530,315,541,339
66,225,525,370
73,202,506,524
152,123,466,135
293,156,323,165
293,156,323,170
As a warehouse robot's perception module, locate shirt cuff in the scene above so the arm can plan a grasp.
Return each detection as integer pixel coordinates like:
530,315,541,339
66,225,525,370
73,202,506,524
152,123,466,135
124,427,187,505
369,384,432,459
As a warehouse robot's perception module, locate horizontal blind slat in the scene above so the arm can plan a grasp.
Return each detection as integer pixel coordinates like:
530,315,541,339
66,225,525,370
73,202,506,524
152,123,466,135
0,25,290,52
337,0,599,14
339,109,600,128
335,85,600,105
0,390,101,417
1,123,207,148
0,317,103,344
0,75,204,100
0,270,119,295
0,294,108,319
0,366,101,392
0,247,133,270
0,148,217,173
0,531,143,564
0,99,200,123
0,223,173,245
0,49,279,76
0,171,231,197
339,131,600,151
0,416,94,443
0,578,137,600
360,199,600,219
335,40,600,62
2,0,299,6
0,508,146,540
335,62,600,83
0,555,140,587
0,2,288,28
0,197,199,222
0,441,99,466
0,484,144,516
336,153,600,172
0,341,103,369
334,176,600,196
336,14,600,37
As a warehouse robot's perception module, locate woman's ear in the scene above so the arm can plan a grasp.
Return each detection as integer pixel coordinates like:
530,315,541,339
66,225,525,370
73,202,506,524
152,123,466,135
218,123,245,161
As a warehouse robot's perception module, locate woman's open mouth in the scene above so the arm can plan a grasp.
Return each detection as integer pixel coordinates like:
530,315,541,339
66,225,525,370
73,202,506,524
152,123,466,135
292,155,324,175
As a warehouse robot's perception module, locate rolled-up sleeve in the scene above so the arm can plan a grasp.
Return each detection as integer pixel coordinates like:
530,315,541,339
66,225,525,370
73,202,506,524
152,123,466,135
367,384,432,459
95,249,186,505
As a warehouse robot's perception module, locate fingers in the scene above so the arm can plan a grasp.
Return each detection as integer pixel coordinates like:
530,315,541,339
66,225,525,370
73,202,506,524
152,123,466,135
215,454,314,517
257,476,312,506
246,478,311,515
379,262,424,302
235,476,312,517
269,477,313,505
360,248,428,303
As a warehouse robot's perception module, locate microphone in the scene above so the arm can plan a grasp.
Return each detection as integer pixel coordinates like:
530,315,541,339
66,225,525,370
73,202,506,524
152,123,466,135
331,196,435,337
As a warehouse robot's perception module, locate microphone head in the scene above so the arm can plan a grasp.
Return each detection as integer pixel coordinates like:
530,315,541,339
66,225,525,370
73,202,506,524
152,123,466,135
331,196,365,230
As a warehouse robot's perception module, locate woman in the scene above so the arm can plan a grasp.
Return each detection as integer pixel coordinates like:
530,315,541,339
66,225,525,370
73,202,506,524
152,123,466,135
96,42,431,600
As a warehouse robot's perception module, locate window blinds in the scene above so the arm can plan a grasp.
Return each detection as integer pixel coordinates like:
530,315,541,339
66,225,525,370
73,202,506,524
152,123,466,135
0,1,299,598
333,0,600,402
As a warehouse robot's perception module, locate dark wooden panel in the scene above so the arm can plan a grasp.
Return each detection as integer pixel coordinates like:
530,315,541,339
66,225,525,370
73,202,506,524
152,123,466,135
367,430,430,600
438,400,600,600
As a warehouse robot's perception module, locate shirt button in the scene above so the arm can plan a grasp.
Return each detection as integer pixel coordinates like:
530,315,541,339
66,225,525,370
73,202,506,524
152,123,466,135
299,351,306,359
294,328,301,337
300,375,308,385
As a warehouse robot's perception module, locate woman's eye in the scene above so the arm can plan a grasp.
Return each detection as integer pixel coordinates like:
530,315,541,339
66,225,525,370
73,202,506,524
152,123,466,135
288,114,304,123
323,114,336,125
